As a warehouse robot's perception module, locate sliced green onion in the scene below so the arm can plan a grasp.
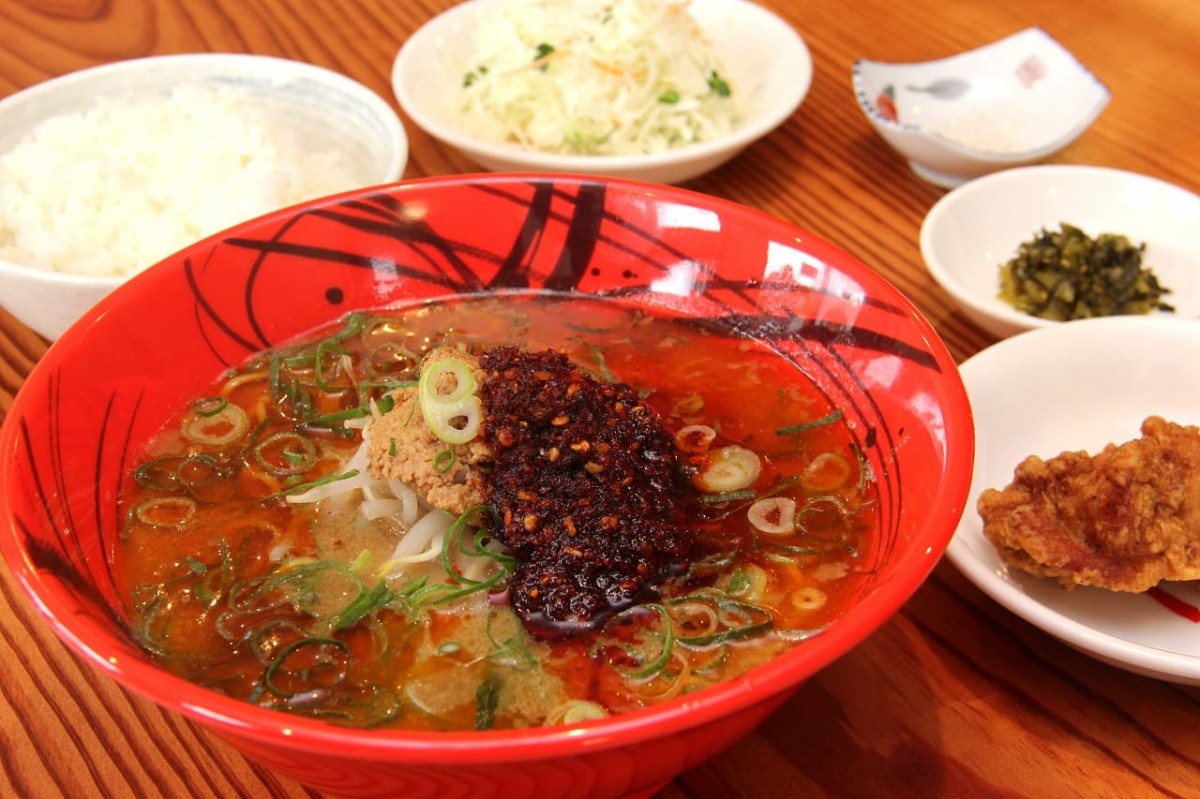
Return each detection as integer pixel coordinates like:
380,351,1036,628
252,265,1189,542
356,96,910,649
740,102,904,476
475,675,501,730
694,445,761,494
440,505,511,585
484,607,535,671
595,603,675,681
181,556,207,575
747,497,796,536
792,586,827,612
333,580,396,630
314,341,350,391
801,452,853,492
418,357,482,444
183,402,249,446
134,455,187,491
775,410,843,437
264,636,350,698
434,449,457,474
174,454,233,502
274,468,360,498
191,396,228,417
134,497,197,529
253,432,318,476
562,701,608,723
668,594,772,647
698,488,756,504
675,424,716,454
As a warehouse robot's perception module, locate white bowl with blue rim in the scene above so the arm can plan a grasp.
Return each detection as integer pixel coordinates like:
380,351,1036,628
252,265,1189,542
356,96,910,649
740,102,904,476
852,28,1110,188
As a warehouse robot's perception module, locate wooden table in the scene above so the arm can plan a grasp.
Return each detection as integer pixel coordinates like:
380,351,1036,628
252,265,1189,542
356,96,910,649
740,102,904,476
1,1,1197,797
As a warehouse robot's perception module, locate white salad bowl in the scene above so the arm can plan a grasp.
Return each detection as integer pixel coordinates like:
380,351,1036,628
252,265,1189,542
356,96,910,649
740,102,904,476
0,53,407,340
391,0,812,184
919,165,1199,339
853,28,1110,188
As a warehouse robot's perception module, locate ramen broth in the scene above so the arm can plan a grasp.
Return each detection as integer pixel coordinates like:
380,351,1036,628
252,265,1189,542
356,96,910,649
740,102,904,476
114,294,876,731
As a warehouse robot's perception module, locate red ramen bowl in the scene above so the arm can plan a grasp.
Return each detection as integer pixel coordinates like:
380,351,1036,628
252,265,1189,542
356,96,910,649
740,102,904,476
0,175,972,798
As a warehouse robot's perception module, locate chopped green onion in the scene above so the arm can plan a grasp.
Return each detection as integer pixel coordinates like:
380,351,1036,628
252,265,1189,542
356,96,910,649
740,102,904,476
134,497,197,529
695,445,761,494
668,594,773,647
314,341,350,391
707,70,732,97
333,580,396,630
273,469,360,498
418,357,482,445
181,556,207,575
747,497,796,535
595,603,675,681
191,396,228,417
699,489,756,504
475,675,501,730
264,636,350,698
434,449,457,474
182,402,249,446
253,432,318,476
726,567,751,596
775,410,843,437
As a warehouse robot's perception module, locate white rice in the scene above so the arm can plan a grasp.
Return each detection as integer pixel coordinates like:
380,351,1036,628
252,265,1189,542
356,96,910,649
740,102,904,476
0,84,358,277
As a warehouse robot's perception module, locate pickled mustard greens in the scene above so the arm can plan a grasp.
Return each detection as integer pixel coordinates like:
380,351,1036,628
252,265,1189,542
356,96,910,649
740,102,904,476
997,223,1174,321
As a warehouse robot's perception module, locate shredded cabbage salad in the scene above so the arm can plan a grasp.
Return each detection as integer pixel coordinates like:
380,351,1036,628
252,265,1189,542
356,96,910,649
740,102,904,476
457,0,743,156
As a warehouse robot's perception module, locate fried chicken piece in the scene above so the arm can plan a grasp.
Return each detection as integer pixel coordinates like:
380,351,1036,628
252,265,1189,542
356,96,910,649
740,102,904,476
978,416,1200,592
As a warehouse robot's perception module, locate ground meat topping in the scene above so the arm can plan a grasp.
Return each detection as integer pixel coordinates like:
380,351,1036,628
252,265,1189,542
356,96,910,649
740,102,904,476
366,348,491,516
479,346,699,638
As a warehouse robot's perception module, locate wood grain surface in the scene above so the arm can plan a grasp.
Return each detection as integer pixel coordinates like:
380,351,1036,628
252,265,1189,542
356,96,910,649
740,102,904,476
1,1,1198,797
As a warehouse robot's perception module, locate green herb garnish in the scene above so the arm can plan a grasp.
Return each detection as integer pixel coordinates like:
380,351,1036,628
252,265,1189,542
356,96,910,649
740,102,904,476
707,70,732,97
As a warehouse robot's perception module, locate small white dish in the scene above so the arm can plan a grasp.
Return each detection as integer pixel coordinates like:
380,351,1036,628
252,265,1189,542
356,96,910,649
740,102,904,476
948,316,1200,685
920,165,1200,339
853,28,1110,187
391,0,812,184
0,53,407,340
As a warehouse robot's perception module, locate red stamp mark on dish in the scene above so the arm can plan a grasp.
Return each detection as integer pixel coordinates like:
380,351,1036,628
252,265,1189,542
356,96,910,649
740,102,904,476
1015,55,1047,88
1147,585,1200,622
875,85,898,122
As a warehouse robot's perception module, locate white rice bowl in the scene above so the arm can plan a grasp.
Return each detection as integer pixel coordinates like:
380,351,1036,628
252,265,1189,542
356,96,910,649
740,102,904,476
0,53,407,339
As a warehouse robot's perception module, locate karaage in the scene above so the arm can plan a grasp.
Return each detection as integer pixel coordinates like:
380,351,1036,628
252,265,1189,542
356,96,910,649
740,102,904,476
978,416,1200,591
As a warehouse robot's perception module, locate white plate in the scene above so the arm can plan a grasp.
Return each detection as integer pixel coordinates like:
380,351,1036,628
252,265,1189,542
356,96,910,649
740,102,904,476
920,165,1200,340
853,28,1110,187
391,0,811,184
947,316,1200,684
